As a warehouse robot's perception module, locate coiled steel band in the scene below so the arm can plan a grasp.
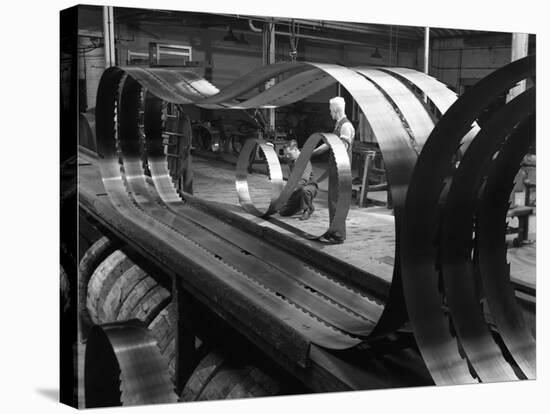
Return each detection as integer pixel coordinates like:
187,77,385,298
123,91,372,337
84,320,177,407
353,68,434,150
400,55,535,384
93,58,535,386
235,132,351,239
97,68,364,352
438,90,534,382
476,115,536,379
381,66,480,148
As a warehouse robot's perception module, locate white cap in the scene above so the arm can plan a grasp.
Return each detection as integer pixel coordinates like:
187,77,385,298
329,96,346,111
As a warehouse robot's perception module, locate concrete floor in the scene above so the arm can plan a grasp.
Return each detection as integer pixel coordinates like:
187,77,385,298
191,154,536,289
192,155,396,283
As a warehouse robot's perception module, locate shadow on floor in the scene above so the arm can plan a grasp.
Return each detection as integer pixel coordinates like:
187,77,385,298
35,388,58,402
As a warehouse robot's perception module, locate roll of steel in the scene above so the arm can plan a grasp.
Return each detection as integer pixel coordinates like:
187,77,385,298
126,87,373,338
84,320,177,407
120,66,218,104
438,90,535,382
96,68,364,352
235,138,285,217
235,132,351,240
381,67,459,116
196,62,306,108
93,58,536,386
95,62,456,346
399,55,534,384
476,115,536,379
353,68,434,150
213,69,335,109
381,66,479,148
232,62,419,336
105,72,368,348
136,90,383,324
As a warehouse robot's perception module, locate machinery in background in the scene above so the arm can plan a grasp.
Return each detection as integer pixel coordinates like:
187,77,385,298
506,152,536,246
191,108,292,161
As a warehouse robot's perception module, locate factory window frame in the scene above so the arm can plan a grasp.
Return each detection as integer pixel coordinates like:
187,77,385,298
149,43,193,66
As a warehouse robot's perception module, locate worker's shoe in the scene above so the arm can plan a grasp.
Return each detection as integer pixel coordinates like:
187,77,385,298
318,231,345,244
300,209,312,221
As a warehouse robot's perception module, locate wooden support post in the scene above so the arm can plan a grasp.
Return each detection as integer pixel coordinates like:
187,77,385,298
359,151,375,207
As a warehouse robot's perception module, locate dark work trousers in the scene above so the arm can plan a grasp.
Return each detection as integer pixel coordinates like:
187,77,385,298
279,183,318,217
327,150,351,239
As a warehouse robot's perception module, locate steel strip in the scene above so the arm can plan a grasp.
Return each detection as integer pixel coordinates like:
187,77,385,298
96,67,361,356
438,90,535,382
124,67,194,103
219,62,425,336
137,98,383,324
169,68,220,97
94,59,537,384
132,90,367,344
235,139,285,217
128,89,383,323
120,66,219,104
177,206,384,321
141,68,215,100
399,55,535,384
131,92,374,337
381,67,459,116
309,63,419,336
220,69,335,109
311,63,417,209
84,320,177,407
382,67,480,147
476,114,536,379
353,68,434,149
235,133,351,238
196,62,307,107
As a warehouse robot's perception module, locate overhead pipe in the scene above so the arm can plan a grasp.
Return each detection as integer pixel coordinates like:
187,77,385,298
245,16,418,39
248,19,386,48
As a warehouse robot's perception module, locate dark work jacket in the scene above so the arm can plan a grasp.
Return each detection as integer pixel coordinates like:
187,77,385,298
289,159,315,187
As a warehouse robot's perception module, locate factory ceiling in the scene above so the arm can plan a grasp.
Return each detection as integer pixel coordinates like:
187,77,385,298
78,5,524,53
105,6,506,43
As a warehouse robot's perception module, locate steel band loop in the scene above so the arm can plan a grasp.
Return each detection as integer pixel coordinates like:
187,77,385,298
85,320,177,407
92,56,535,386
235,132,351,238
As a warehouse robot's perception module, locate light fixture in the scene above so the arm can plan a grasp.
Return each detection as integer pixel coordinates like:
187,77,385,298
371,47,382,59
223,26,240,42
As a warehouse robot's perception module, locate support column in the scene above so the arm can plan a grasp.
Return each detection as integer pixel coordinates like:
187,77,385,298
262,21,276,130
424,27,430,74
507,33,529,102
102,6,116,68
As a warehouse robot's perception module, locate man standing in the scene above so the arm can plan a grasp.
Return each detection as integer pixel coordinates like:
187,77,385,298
279,140,318,221
312,96,355,243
